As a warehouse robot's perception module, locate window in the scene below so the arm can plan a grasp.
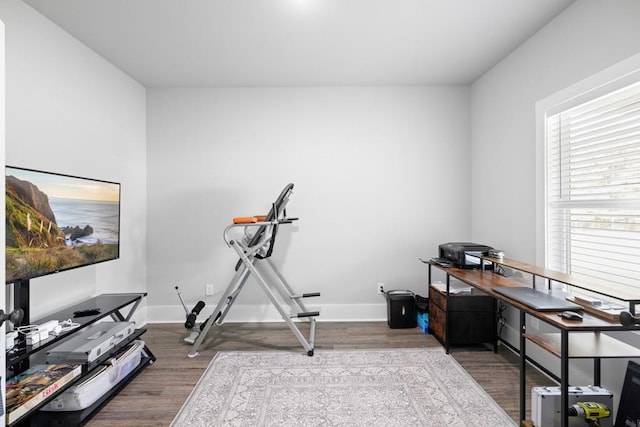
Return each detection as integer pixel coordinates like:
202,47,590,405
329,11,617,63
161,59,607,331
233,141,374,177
544,78,640,292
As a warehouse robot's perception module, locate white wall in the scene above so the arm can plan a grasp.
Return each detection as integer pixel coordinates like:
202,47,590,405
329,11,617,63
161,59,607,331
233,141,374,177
470,0,640,409
146,86,470,322
0,0,147,319
470,0,640,262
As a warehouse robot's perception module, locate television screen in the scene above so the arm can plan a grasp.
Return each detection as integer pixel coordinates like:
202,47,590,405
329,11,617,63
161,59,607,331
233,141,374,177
5,166,120,284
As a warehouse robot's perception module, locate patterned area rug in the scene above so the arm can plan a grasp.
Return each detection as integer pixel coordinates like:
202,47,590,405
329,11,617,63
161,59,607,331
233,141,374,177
172,348,516,426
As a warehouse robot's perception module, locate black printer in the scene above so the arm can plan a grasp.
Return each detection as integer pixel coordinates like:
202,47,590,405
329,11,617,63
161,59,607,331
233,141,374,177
438,242,493,269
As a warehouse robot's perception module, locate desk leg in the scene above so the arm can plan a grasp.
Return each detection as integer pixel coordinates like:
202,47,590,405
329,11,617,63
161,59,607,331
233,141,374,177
593,331,601,386
519,310,526,423
445,274,450,354
493,299,498,353
560,329,569,427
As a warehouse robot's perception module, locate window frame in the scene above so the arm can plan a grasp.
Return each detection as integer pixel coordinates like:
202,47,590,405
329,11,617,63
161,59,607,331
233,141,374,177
536,53,640,289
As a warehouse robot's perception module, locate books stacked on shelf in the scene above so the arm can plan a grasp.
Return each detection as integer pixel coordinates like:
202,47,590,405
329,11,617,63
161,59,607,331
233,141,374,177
5,363,81,424
566,295,626,322
574,294,603,307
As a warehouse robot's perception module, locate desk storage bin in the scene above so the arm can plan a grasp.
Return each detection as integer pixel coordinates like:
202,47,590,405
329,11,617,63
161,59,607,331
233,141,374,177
416,312,429,333
386,290,417,328
41,340,146,412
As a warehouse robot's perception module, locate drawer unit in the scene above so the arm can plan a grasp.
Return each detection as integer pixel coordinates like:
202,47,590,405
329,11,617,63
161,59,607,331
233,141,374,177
429,283,496,351
429,300,446,342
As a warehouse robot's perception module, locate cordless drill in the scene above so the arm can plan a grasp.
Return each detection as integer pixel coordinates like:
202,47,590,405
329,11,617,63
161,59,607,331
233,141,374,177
568,401,611,427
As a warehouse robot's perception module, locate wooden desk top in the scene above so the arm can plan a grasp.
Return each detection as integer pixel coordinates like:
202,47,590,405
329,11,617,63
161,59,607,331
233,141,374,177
436,266,635,332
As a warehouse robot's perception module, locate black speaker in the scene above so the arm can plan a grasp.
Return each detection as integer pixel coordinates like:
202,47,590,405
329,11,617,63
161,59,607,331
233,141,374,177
386,290,417,329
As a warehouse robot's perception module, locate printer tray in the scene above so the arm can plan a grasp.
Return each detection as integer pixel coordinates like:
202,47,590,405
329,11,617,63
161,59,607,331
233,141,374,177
47,322,135,365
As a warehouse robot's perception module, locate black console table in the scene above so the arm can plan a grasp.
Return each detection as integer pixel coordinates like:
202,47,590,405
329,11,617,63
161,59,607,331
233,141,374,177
5,293,156,426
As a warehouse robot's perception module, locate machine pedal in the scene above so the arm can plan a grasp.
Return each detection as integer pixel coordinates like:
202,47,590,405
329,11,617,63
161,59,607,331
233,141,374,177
290,311,320,318
290,292,321,299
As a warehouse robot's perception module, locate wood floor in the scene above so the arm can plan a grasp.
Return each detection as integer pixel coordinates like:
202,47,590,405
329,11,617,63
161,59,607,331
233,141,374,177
84,322,552,426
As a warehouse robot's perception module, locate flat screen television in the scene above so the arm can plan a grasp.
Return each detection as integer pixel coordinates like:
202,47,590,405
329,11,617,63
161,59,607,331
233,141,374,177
5,166,121,284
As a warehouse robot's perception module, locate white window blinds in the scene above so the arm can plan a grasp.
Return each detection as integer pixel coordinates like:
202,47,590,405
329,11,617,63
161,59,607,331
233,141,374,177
546,80,640,291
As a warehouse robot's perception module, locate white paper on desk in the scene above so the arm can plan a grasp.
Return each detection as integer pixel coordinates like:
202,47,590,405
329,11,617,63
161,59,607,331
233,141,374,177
432,281,473,294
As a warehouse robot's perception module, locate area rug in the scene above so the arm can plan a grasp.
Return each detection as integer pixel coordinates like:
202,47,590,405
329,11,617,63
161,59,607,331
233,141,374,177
172,348,516,426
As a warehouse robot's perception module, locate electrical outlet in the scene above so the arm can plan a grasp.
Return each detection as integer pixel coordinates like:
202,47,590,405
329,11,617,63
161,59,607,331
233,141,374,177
377,282,385,295
205,284,214,296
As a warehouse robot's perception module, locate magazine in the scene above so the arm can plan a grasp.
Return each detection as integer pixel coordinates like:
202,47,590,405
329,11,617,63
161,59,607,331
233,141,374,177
5,363,81,424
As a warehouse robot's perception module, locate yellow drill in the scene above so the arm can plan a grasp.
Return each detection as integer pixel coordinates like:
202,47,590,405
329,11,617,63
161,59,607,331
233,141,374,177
568,401,611,427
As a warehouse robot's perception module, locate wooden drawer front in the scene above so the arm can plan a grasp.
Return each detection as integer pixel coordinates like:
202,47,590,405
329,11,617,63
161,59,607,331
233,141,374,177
429,304,446,343
429,285,447,311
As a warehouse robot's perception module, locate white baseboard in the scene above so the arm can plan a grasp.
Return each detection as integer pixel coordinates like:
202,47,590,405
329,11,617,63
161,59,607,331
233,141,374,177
147,303,388,323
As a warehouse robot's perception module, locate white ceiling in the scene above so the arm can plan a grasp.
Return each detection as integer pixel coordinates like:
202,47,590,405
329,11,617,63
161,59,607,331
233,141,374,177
24,0,575,88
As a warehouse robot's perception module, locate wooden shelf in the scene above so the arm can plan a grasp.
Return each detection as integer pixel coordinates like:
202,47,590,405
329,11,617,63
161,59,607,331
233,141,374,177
485,257,640,304
524,332,640,359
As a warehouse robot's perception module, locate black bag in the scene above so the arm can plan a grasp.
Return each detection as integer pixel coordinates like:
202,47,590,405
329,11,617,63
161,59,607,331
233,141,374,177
415,294,429,314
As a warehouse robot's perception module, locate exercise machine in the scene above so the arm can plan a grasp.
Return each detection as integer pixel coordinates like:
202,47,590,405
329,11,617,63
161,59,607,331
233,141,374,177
188,183,320,357
175,286,205,344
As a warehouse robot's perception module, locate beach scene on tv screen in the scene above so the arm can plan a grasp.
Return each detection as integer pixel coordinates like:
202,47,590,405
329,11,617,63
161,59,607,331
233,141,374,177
5,167,120,283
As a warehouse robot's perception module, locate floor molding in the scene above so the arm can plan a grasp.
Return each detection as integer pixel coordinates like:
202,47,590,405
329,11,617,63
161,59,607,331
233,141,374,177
147,303,388,323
